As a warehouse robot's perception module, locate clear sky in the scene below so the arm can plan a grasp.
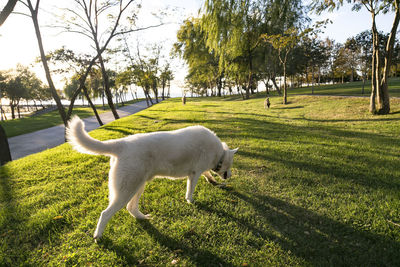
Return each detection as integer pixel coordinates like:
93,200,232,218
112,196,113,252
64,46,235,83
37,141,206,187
0,0,397,96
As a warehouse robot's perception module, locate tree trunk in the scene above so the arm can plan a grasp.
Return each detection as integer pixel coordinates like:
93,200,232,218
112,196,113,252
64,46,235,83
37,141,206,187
144,92,149,107
67,87,82,120
283,64,287,104
311,65,314,94
82,85,103,126
17,104,21,119
10,102,15,119
0,124,11,165
318,66,321,85
162,83,165,100
217,76,222,97
370,19,378,114
377,2,400,114
28,1,67,126
362,77,366,95
0,0,17,26
271,76,282,95
98,54,119,119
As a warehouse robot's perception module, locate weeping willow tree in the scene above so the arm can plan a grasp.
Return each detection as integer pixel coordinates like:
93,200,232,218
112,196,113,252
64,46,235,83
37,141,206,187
200,0,307,99
201,0,262,99
173,18,221,96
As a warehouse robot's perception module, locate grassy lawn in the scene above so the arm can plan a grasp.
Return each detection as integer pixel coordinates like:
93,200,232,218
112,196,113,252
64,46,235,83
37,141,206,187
288,77,400,97
0,100,142,138
0,95,399,266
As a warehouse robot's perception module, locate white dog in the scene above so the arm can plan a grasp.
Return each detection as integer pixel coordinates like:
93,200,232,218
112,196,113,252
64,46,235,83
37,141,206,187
66,116,238,241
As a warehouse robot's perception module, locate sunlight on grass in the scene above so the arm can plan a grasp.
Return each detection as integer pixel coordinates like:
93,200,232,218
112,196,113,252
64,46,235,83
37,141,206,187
289,77,400,97
1,96,399,266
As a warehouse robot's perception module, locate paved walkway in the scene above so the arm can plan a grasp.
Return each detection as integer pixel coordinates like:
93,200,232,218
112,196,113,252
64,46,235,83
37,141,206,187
8,100,153,160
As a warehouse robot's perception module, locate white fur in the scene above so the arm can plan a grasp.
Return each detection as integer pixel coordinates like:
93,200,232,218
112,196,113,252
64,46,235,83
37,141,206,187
66,116,238,241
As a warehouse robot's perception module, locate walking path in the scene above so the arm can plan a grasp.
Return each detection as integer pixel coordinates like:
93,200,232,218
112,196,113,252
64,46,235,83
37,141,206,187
8,100,153,160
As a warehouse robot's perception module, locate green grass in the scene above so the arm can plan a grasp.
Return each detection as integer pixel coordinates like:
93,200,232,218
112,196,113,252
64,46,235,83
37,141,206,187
1,95,399,266
0,100,141,138
289,77,400,97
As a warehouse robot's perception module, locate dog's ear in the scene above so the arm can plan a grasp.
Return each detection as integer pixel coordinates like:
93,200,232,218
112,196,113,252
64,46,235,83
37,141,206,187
231,148,239,154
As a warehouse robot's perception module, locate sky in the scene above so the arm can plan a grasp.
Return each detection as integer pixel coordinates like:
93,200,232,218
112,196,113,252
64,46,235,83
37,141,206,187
0,0,397,97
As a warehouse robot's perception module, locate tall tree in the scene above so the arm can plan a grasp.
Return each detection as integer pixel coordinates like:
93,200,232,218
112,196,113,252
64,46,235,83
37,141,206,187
0,0,18,164
1,1,17,164
355,30,373,94
60,0,165,119
312,0,400,114
263,27,311,104
47,48,103,125
173,18,220,97
344,37,361,82
61,0,135,119
159,64,174,100
201,0,262,99
22,0,68,126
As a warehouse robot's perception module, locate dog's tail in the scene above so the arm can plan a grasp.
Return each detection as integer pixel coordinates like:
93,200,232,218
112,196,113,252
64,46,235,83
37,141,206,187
66,116,117,156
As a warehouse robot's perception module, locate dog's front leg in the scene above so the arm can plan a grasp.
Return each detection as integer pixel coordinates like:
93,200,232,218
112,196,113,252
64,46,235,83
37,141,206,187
203,171,219,186
186,172,200,204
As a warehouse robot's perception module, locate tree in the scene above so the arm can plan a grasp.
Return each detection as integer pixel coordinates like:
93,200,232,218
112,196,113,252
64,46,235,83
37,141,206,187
59,0,136,119
312,0,400,114
344,37,360,82
263,27,311,104
21,0,68,125
0,0,18,164
60,0,165,119
47,48,103,125
302,36,329,92
116,69,138,101
201,0,262,99
355,30,373,93
173,18,220,97
1,66,42,119
159,64,174,100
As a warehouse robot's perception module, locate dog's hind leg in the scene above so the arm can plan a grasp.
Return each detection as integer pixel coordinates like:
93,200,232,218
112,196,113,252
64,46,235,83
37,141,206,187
93,188,133,241
94,165,144,241
126,182,151,220
186,172,201,204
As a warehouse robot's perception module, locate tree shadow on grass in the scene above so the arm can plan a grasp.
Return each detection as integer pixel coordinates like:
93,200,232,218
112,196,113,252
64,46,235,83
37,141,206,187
272,105,304,110
136,220,233,266
98,237,139,265
197,188,400,266
240,146,400,192
102,125,137,136
0,165,71,265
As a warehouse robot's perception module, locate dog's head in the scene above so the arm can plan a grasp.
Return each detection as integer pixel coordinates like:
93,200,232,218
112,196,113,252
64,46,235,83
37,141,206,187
216,143,239,180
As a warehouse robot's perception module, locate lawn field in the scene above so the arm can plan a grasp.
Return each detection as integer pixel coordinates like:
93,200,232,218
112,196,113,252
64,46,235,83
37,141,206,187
0,95,399,266
289,77,400,97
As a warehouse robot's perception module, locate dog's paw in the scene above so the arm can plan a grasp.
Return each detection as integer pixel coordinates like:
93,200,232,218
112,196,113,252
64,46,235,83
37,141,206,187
93,233,102,243
133,211,152,220
186,198,195,204
140,214,152,220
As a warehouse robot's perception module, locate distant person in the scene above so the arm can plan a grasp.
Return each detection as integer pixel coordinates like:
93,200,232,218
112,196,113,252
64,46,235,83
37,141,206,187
264,97,270,109
182,95,186,105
